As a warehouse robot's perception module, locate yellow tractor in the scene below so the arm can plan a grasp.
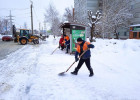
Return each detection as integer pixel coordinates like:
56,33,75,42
16,29,39,45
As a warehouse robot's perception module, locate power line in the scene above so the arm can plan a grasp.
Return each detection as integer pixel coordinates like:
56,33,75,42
33,8,40,23
0,8,30,11
15,12,31,17
15,16,30,18
6,10,14,35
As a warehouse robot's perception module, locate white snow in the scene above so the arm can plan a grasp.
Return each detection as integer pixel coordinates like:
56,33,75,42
130,24,140,27
92,15,96,19
0,34,2,39
88,23,92,27
63,21,69,23
0,36,140,100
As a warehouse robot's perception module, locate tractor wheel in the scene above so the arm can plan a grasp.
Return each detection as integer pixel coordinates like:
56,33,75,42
36,40,39,44
33,39,36,44
33,39,39,44
20,38,28,45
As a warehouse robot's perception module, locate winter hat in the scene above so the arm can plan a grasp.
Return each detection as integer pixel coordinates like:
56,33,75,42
77,38,83,42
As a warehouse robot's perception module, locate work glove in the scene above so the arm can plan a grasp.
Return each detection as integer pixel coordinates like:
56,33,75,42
75,57,79,62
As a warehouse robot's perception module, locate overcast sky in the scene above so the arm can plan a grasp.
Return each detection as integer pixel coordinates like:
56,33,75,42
0,0,74,30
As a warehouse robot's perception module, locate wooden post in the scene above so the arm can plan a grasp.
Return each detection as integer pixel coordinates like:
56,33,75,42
31,3,34,35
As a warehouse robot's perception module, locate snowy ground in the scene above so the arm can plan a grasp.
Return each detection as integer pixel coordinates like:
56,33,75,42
0,36,140,100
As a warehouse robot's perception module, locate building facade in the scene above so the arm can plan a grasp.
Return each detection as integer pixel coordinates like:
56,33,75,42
131,0,140,25
74,0,99,24
74,0,99,37
117,0,140,39
74,0,140,39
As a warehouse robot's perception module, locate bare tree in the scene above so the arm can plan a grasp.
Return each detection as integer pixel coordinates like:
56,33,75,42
88,10,102,42
44,3,61,38
0,18,10,34
51,17,61,38
100,0,133,39
63,7,74,23
0,19,3,33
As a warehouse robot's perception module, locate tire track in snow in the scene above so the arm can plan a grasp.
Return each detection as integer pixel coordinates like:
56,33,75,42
0,44,42,99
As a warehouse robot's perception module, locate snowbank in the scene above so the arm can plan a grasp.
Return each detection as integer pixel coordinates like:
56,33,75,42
0,34,2,39
0,37,140,100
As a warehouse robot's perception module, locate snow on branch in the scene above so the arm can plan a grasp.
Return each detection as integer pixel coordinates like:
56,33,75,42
88,10,102,27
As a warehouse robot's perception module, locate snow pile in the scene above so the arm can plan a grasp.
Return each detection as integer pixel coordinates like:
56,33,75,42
92,15,96,19
0,34,2,39
0,37,140,100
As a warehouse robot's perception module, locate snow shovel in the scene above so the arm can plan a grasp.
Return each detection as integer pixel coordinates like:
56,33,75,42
58,49,88,76
51,46,59,55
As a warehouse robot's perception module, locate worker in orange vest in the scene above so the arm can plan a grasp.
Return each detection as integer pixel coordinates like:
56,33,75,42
64,35,70,53
71,38,95,77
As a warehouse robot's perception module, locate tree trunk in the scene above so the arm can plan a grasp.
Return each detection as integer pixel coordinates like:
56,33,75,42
116,33,119,39
115,26,119,39
90,24,96,42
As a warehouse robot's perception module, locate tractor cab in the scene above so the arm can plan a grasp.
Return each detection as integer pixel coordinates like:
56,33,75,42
20,29,30,39
17,29,39,45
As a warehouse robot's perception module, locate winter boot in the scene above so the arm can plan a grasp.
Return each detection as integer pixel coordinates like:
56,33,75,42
71,68,78,75
89,68,94,77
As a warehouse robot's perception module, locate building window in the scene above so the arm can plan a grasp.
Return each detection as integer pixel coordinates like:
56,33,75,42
133,26,140,31
131,5,134,10
133,32,137,38
87,3,95,7
118,32,120,35
136,26,140,28
124,32,127,36
139,32,140,38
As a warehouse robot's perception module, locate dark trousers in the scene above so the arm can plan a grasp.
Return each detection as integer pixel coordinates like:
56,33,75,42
61,46,64,50
59,43,64,50
66,45,70,53
75,58,93,73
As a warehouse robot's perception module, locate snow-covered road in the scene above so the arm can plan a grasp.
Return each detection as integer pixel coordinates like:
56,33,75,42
0,36,140,100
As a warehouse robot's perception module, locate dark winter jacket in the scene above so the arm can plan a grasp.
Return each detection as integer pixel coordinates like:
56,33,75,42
65,39,70,46
75,40,94,59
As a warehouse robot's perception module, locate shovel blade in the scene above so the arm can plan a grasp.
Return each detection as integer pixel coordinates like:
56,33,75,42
58,72,66,76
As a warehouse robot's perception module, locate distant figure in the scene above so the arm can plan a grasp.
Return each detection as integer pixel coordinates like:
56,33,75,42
71,38,95,77
59,35,64,50
64,35,70,53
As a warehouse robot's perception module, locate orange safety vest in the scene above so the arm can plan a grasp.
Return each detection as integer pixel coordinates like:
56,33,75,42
64,35,69,41
76,41,90,53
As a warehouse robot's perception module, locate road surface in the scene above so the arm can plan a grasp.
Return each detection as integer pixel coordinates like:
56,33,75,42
0,40,24,60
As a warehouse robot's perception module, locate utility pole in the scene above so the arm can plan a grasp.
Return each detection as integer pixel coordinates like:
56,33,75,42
42,27,44,35
30,0,34,35
7,10,14,36
44,21,47,35
39,22,41,34
73,8,74,22
39,22,40,31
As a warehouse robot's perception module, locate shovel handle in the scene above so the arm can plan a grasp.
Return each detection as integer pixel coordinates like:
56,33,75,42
51,46,59,55
79,49,88,58
66,61,76,72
